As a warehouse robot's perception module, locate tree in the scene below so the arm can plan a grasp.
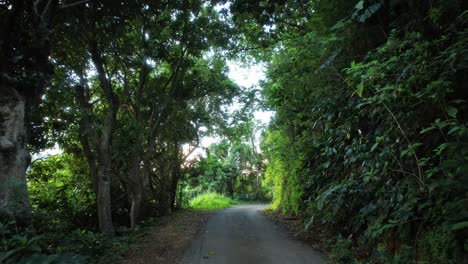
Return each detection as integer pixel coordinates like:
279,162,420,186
0,0,58,224
43,0,239,231
183,118,266,201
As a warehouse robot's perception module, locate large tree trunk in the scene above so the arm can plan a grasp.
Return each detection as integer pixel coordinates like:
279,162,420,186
90,45,118,235
169,147,181,211
79,129,98,193
0,87,31,224
76,83,98,193
76,76,108,233
158,161,173,215
0,0,57,225
129,184,145,227
128,156,146,227
128,62,148,227
161,143,182,213
96,108,115,235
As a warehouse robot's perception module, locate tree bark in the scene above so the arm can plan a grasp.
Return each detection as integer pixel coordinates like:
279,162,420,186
128,56,149,227
169,144,181,211
0,0,58,225
158,161,173,215
0,87,31,224
96,107,115,235
90,45,117,235
128,157,146,227
76,82,98,193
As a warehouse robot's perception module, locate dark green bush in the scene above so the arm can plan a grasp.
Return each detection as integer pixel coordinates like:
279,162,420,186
262,1,468,262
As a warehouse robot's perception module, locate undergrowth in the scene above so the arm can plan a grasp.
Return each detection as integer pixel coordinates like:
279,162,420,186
0,216,159,264
188,192,239,210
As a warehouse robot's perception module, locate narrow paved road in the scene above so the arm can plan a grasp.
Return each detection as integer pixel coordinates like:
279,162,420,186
181,205,324,264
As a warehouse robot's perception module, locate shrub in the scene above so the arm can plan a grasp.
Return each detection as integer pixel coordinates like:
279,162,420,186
188,192,239,209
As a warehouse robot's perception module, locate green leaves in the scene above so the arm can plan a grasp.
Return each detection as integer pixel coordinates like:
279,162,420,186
27,154,95,225
451,221,468,231
258,1,468,263
446,106,458,118
400,143,422,158
352,1,383,23
370,142,379,152
184,135,265,202
356,82,364,97
0,222,86,264
370,136,384,153
355,1,364,10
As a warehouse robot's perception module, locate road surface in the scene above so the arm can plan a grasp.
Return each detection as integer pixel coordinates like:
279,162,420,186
181,204,324,264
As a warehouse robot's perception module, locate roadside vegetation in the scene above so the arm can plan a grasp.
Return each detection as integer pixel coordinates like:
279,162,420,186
253,1,468,263
188,192,239,210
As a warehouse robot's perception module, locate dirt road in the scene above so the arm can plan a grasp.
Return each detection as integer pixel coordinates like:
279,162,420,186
181,205,324,264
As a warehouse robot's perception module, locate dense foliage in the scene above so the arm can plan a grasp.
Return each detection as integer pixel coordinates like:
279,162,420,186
28,154,96,228
181,119,267,204
188,192,239,210
1,0,467,263
257,0,468,262
1,0,263,262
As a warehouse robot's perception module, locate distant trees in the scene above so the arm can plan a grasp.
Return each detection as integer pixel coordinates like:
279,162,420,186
182,132,266,203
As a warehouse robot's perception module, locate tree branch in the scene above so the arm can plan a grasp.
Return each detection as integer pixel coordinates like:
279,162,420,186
60,0,92,9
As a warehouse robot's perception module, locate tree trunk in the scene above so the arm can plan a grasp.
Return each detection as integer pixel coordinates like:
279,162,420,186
90,45,118,235
78,101,116,235
96,108,115,235
79,130,98,193
0,87,31,224
128,62,148,227
169,153,181,210
176,178,184,209
158,161,173,215
0,1,57,225
76,83,98,193
129,156,146,227
142,123,159,214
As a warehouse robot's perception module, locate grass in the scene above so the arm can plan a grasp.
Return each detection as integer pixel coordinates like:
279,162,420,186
189,192,239,209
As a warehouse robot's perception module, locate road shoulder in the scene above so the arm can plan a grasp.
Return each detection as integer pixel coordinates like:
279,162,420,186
263,209,328,257
115,209,213,264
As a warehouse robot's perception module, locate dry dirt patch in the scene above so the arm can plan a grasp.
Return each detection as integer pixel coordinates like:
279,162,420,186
115,209,213,264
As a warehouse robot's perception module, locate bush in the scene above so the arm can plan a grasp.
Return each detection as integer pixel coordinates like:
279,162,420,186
0,221,86,264
261,2,468,262
28,154,96,229
188,192,239,209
